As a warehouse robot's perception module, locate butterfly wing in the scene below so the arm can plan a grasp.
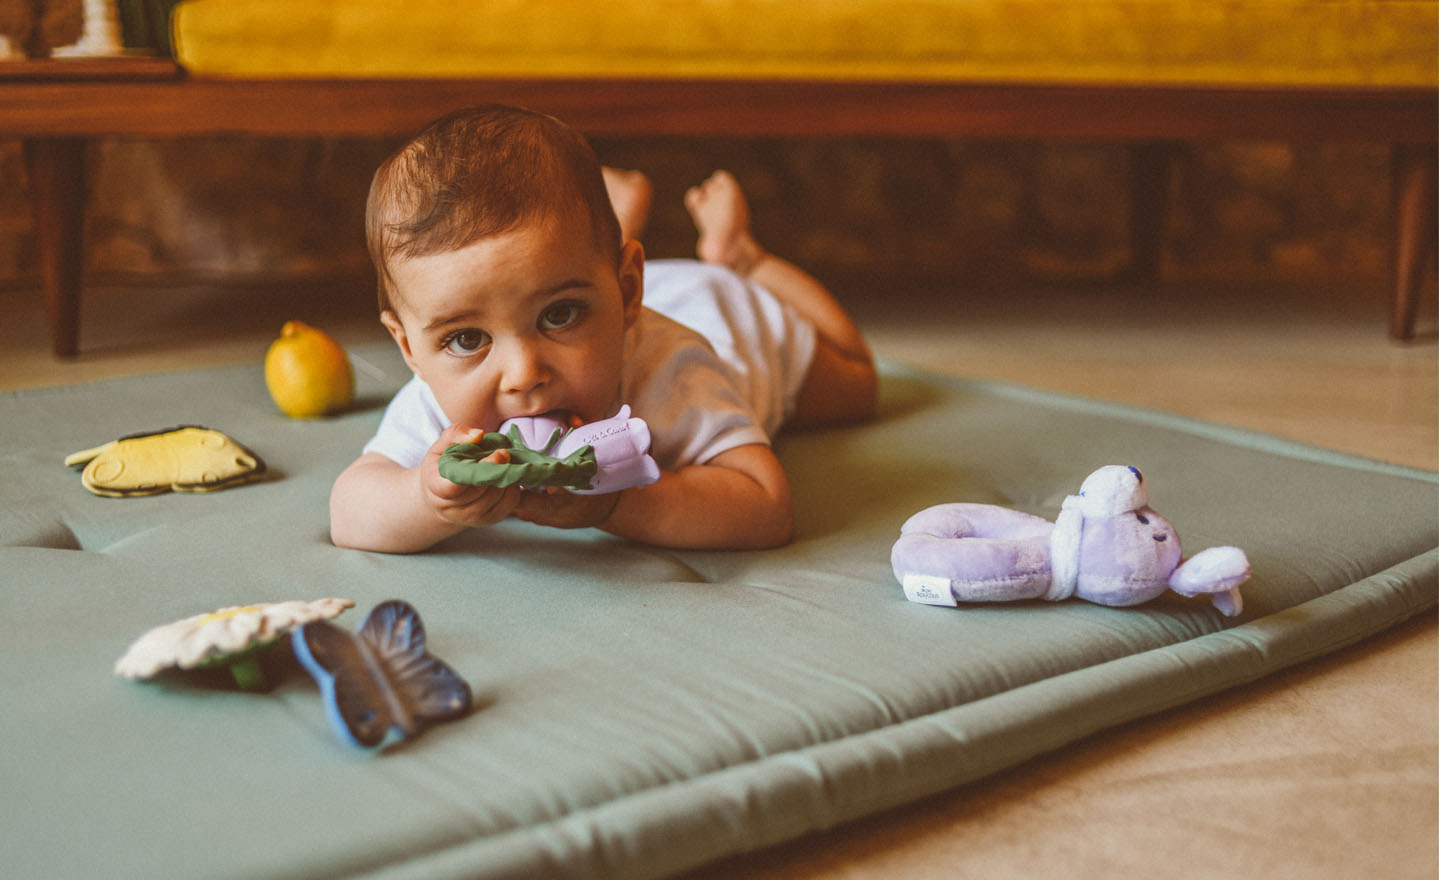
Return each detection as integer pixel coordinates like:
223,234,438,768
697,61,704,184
295,601,473,748
291,620,396,748
358,600,473,730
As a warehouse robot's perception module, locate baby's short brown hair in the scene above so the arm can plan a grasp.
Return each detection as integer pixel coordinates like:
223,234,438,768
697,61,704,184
366,105,622,313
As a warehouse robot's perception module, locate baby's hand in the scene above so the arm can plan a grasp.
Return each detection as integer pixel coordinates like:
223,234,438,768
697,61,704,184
420,425,521,528
511,485,624,531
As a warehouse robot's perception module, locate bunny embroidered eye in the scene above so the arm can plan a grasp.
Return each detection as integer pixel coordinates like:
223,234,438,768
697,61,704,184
1135,512,1150,524
1153,534,1167,542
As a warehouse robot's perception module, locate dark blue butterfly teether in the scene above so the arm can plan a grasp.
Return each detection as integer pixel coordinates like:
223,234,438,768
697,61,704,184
291,600,472,749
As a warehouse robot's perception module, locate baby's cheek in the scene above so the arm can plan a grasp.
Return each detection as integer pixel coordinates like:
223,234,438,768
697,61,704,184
431,379,504,434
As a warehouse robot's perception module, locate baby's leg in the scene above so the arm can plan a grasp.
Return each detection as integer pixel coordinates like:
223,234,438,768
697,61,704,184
685,170,764,275
686,171,877,426
602,167,653,242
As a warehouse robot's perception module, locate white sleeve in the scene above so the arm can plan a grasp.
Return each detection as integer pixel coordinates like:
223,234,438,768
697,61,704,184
621,310,771,471
360,376,450,469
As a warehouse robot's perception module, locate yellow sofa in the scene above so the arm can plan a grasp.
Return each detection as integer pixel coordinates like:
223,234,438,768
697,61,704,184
172,0,1435,89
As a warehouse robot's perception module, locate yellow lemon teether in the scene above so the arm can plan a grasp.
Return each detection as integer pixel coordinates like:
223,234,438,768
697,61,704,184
264,321,355,418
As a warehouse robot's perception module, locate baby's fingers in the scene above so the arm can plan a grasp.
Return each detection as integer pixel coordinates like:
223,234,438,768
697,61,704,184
428,424,485,456
465,483,522,525
428,448,509,501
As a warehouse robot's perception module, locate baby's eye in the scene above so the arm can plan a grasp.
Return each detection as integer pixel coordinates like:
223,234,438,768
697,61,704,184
539,302,586,331
442,329,489,357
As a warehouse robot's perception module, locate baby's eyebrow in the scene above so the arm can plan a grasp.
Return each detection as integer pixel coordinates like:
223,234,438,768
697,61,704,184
532,278,592,300
423,311,480,332
422,279,592,331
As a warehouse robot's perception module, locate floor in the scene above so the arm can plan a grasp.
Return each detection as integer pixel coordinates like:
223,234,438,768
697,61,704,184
1,273,1435,878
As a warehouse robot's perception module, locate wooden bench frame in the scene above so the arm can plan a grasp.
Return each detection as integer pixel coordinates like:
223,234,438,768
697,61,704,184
2,58,1435,355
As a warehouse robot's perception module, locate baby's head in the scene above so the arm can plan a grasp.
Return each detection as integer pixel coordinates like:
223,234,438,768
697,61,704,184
367,105,644,432
366,105,622,315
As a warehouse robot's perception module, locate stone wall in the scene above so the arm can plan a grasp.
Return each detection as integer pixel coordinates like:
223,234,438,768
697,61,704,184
0,137,1394,291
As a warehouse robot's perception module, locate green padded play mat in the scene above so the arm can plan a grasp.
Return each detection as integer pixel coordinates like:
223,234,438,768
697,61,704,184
2,347,1434,879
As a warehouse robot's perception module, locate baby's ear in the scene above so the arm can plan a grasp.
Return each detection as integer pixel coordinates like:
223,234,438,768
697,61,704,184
618,239,645,327
379,310,421,374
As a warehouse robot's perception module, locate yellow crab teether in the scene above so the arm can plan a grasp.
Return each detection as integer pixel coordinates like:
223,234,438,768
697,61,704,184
64,426,267,497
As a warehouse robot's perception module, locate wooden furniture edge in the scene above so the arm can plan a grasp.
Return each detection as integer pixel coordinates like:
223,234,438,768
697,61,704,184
1,74,1435,139
4,69,1434,354
0,56,181,80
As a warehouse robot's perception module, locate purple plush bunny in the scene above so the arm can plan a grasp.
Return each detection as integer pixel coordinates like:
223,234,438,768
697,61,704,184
891,465,1249,615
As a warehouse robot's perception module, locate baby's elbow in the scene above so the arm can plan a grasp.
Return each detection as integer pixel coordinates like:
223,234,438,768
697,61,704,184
329,490,397,553
768,510,796,548
750,497,795,549
329,519,365,551
329,486,364,550
329,519,429,555
329,514,373,552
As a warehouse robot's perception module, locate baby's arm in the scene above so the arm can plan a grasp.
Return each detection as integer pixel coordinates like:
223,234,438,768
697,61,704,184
330,426,522,553
513,443,794,549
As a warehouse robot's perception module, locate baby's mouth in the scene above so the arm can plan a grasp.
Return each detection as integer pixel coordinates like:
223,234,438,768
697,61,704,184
496,410,585,454
503,409,581,429
537,410,584,428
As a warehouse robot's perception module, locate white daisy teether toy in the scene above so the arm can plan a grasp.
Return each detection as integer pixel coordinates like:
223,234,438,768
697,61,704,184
115,599,354,690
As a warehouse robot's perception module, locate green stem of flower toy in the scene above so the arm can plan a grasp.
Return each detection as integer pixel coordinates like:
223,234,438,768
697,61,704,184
228,656,267,691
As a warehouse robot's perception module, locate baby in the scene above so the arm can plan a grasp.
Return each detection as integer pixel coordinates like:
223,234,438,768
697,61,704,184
331,105,876,553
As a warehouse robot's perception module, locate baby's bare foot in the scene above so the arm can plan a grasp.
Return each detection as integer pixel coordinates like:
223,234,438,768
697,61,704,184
685,170,765,276
602,167,653,241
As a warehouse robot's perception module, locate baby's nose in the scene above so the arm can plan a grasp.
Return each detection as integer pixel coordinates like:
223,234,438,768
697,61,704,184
498,340,549,394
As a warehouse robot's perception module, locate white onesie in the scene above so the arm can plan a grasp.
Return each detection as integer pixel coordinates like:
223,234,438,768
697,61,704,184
361,259,817,471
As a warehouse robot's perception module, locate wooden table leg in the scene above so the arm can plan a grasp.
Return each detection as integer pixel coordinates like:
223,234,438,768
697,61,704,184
1391,144,1437,342
23,138,87,358
1126,142,1181,283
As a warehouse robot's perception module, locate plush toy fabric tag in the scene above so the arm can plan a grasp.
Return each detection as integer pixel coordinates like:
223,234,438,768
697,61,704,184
902,573,958,606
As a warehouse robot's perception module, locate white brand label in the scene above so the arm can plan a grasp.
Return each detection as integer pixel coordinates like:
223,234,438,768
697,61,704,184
902,573,958,607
